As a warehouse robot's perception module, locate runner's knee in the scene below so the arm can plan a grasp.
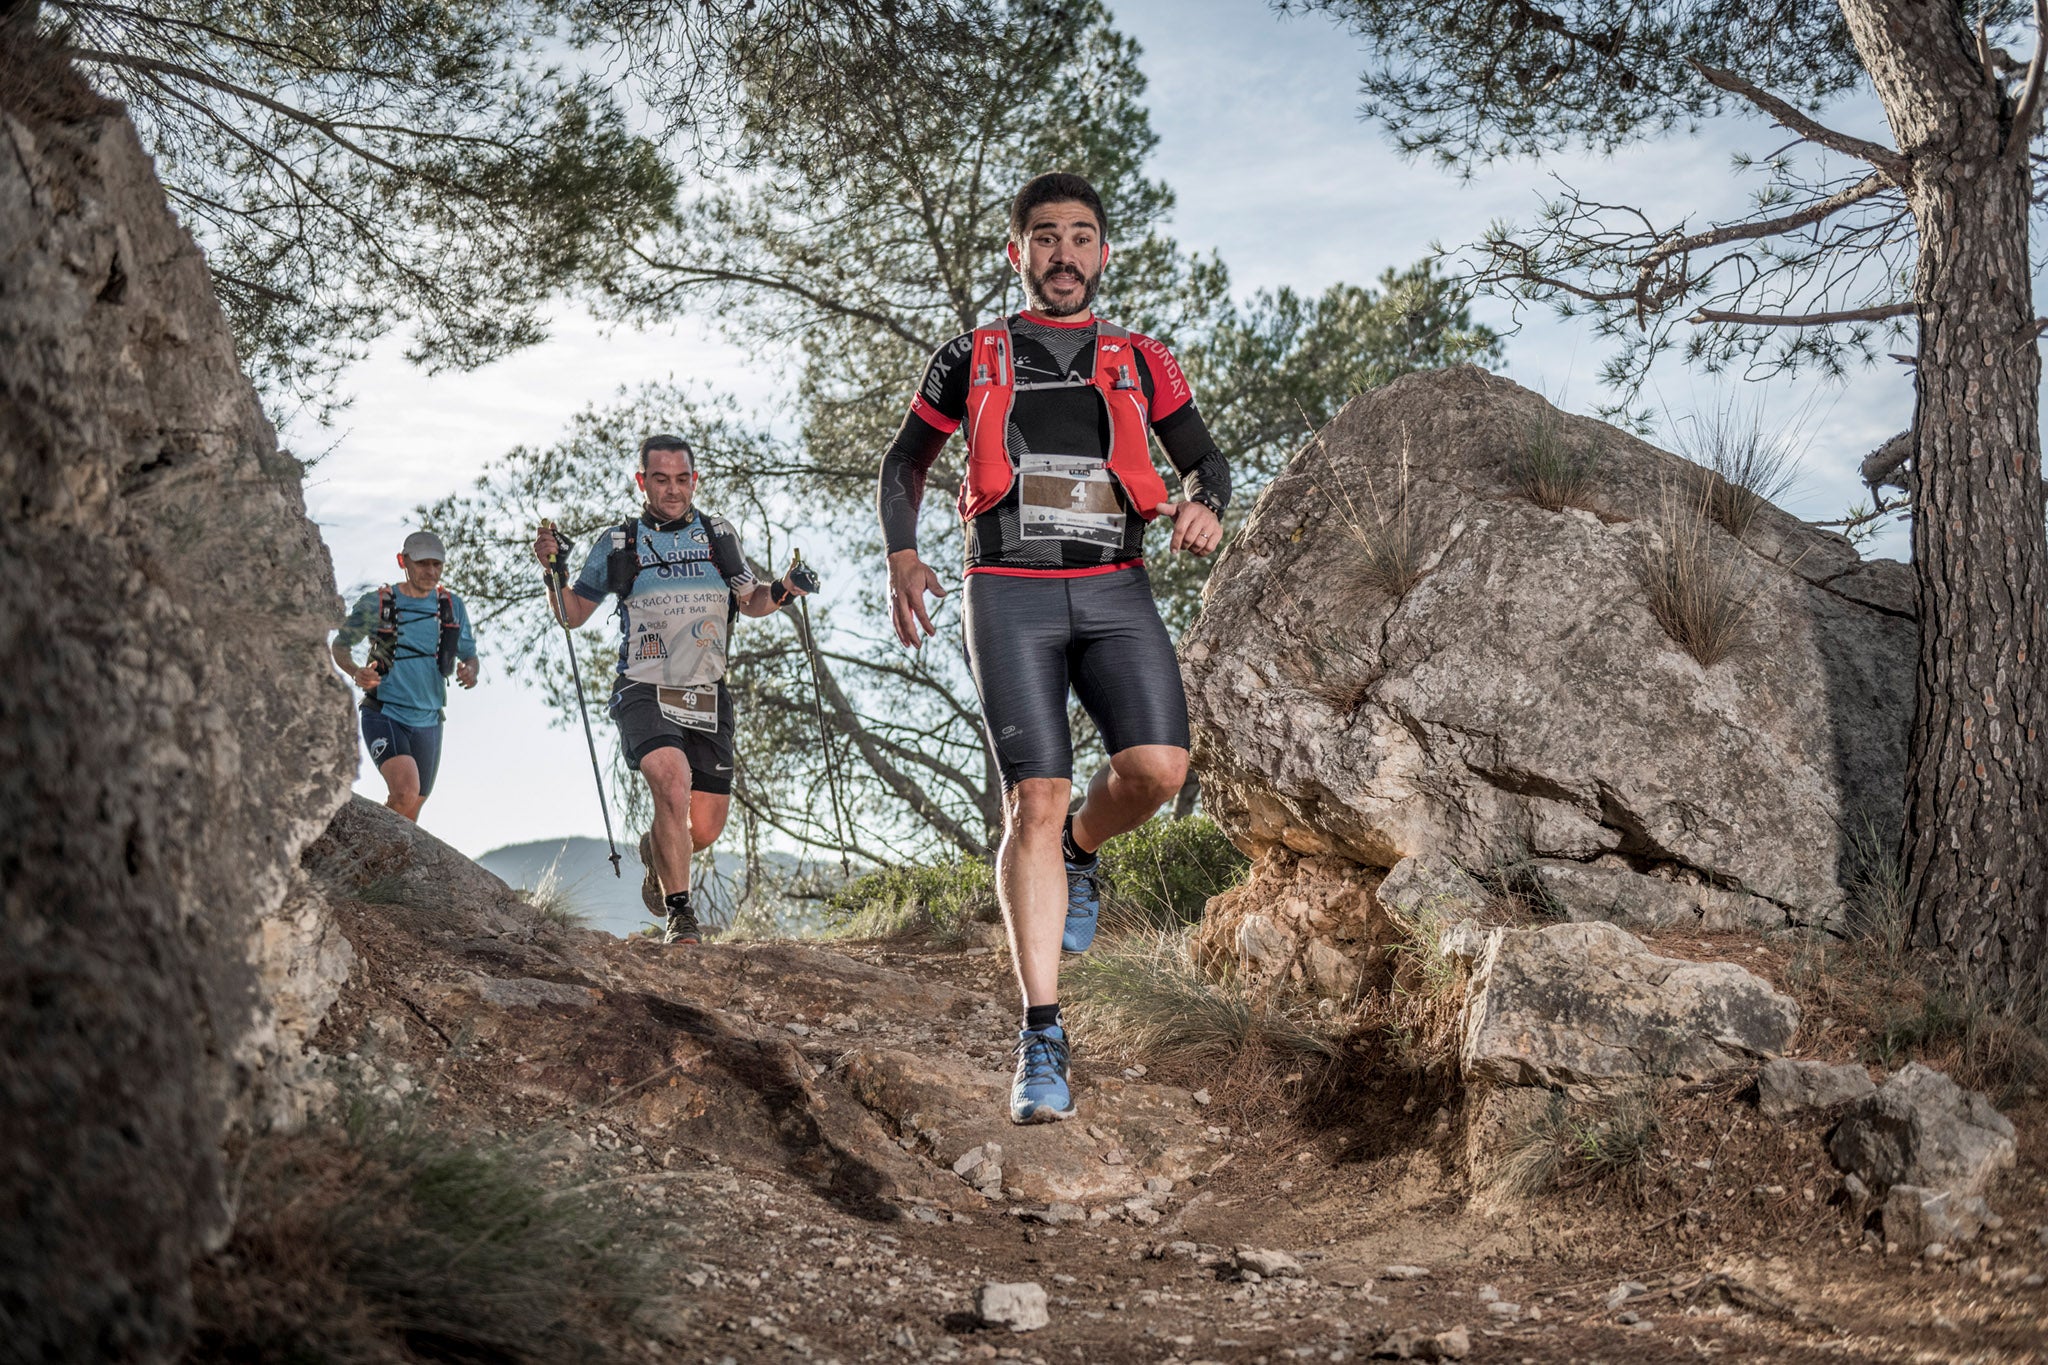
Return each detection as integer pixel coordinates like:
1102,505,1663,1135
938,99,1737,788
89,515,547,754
1004,779,1070,836
639,747,693,810
1113,746,1187,806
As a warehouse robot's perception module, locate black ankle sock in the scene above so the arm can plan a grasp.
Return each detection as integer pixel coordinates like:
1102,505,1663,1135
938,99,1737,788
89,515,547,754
1024,1002,1061,1033
664,890,692,915
1061,816,1096,866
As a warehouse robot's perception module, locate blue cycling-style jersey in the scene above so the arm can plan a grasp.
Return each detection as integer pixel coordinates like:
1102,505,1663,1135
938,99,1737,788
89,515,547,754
570,508,756,686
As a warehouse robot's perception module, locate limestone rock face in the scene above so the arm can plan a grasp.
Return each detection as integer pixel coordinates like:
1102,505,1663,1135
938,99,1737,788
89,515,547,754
1454,921,1800,1090
1191,850,1396,998
1881,1184,1995,1253
1756,1057,1876,1120
1181,366,1914,928
0,66,353,1361
1830,1062,2017,1198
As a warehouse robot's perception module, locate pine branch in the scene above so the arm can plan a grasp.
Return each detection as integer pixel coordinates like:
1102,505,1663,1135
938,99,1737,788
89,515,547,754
1636,173,1896,278
1692,62,1909,182
2010,0,2048,156
1686,302,1913,327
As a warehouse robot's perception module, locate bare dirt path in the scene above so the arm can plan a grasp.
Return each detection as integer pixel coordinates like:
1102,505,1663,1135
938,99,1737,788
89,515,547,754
266,867,2048,1365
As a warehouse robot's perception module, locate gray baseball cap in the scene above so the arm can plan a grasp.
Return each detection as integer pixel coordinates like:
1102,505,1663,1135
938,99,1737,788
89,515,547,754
401,530,447,561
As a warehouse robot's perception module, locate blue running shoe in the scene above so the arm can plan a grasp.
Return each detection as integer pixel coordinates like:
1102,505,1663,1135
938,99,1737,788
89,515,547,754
1010,1025,1076,1124
1061,858,1101,953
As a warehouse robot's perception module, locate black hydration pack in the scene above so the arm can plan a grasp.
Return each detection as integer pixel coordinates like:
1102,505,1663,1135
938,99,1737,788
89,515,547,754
604,519,641,599
368,583,459,678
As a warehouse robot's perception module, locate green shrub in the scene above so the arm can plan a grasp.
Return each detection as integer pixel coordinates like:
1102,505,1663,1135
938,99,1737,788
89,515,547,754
827,855,998,942
1098,814,1248,935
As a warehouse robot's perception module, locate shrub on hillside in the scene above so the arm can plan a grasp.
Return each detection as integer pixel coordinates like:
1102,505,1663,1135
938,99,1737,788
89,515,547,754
827,856,998,942
1098,814,1248,935
826,816,1244,944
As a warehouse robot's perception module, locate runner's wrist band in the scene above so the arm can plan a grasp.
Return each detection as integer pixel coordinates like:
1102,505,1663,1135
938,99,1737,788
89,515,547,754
769,579,794,606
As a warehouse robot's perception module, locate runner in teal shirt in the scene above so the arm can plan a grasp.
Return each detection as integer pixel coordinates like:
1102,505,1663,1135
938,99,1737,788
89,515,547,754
332,531,480,821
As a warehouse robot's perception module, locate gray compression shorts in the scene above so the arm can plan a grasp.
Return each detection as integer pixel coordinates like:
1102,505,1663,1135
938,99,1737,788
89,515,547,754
962,563,1190,789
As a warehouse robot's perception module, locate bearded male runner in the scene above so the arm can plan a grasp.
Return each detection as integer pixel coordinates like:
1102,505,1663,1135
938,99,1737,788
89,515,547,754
878,173,1231,1122
533,435,816,945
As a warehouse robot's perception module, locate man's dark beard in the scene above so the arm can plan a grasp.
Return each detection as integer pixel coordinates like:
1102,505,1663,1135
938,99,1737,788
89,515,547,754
1025,261,1101,318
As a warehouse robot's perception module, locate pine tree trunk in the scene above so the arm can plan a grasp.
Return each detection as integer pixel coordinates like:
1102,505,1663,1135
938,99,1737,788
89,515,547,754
1843,0,2048,997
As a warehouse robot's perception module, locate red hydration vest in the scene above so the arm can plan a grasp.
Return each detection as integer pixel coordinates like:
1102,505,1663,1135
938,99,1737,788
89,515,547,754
956,317,1170,523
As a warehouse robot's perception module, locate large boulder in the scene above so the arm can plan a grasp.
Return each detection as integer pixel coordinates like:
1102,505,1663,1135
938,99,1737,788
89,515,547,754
1454,921,1800,1091
1181,366,1914,928
0,48,353,1362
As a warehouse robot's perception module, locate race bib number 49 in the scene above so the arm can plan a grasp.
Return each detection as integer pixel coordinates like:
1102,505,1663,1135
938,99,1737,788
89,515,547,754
657,685,719,733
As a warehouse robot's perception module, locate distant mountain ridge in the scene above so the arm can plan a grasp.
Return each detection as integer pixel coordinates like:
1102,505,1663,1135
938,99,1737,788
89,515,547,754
477,836,831,938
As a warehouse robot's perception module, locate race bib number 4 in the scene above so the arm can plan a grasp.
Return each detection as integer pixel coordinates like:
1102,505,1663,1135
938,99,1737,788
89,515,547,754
1019,454,1124,546
657,685,719,733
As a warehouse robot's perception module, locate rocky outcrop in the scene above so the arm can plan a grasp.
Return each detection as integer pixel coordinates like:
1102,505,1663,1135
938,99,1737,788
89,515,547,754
1830,1062,2017,1199
1451,921,1799,1091
1756,1057,1876,1120
1191,850,1398,999
1182,366,1914,929
0,49,353,1362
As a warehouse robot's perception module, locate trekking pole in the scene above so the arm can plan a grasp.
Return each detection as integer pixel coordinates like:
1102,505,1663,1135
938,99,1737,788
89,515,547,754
542,519,622,878
789,548,854,877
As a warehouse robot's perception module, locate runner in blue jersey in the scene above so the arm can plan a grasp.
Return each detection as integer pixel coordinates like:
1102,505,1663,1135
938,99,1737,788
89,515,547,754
332,530,480,823
531,435,818,945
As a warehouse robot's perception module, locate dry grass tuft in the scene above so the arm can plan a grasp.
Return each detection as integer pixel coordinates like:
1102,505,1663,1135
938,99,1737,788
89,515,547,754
1640,481,1763,666
1491,1087,1665,1200
517,857,589,932
1676,401,1803,539
1064,929,1338,1070
1508,407,1601,513
1322,447,1426,600
192,1102,660,1362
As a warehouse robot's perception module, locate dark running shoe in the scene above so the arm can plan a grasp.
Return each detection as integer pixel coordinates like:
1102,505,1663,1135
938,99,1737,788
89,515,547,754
661,903,701,946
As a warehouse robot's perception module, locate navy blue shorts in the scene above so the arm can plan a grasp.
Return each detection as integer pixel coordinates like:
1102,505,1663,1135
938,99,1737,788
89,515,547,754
962,563,1189,788
360,705,445,798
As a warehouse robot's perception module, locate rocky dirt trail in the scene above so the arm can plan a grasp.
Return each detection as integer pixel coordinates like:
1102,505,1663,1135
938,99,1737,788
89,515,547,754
241,800,2048,1365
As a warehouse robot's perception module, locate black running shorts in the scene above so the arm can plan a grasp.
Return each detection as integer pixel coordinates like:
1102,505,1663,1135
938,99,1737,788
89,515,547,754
962,564,1190,788
609,679,736,795
359,705,444,798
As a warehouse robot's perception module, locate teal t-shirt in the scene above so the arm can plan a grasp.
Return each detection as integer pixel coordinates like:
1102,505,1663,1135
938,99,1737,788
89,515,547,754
336,586,477,728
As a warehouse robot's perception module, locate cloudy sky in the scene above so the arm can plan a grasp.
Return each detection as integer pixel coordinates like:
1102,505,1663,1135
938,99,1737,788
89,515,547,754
298,0,1919,863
